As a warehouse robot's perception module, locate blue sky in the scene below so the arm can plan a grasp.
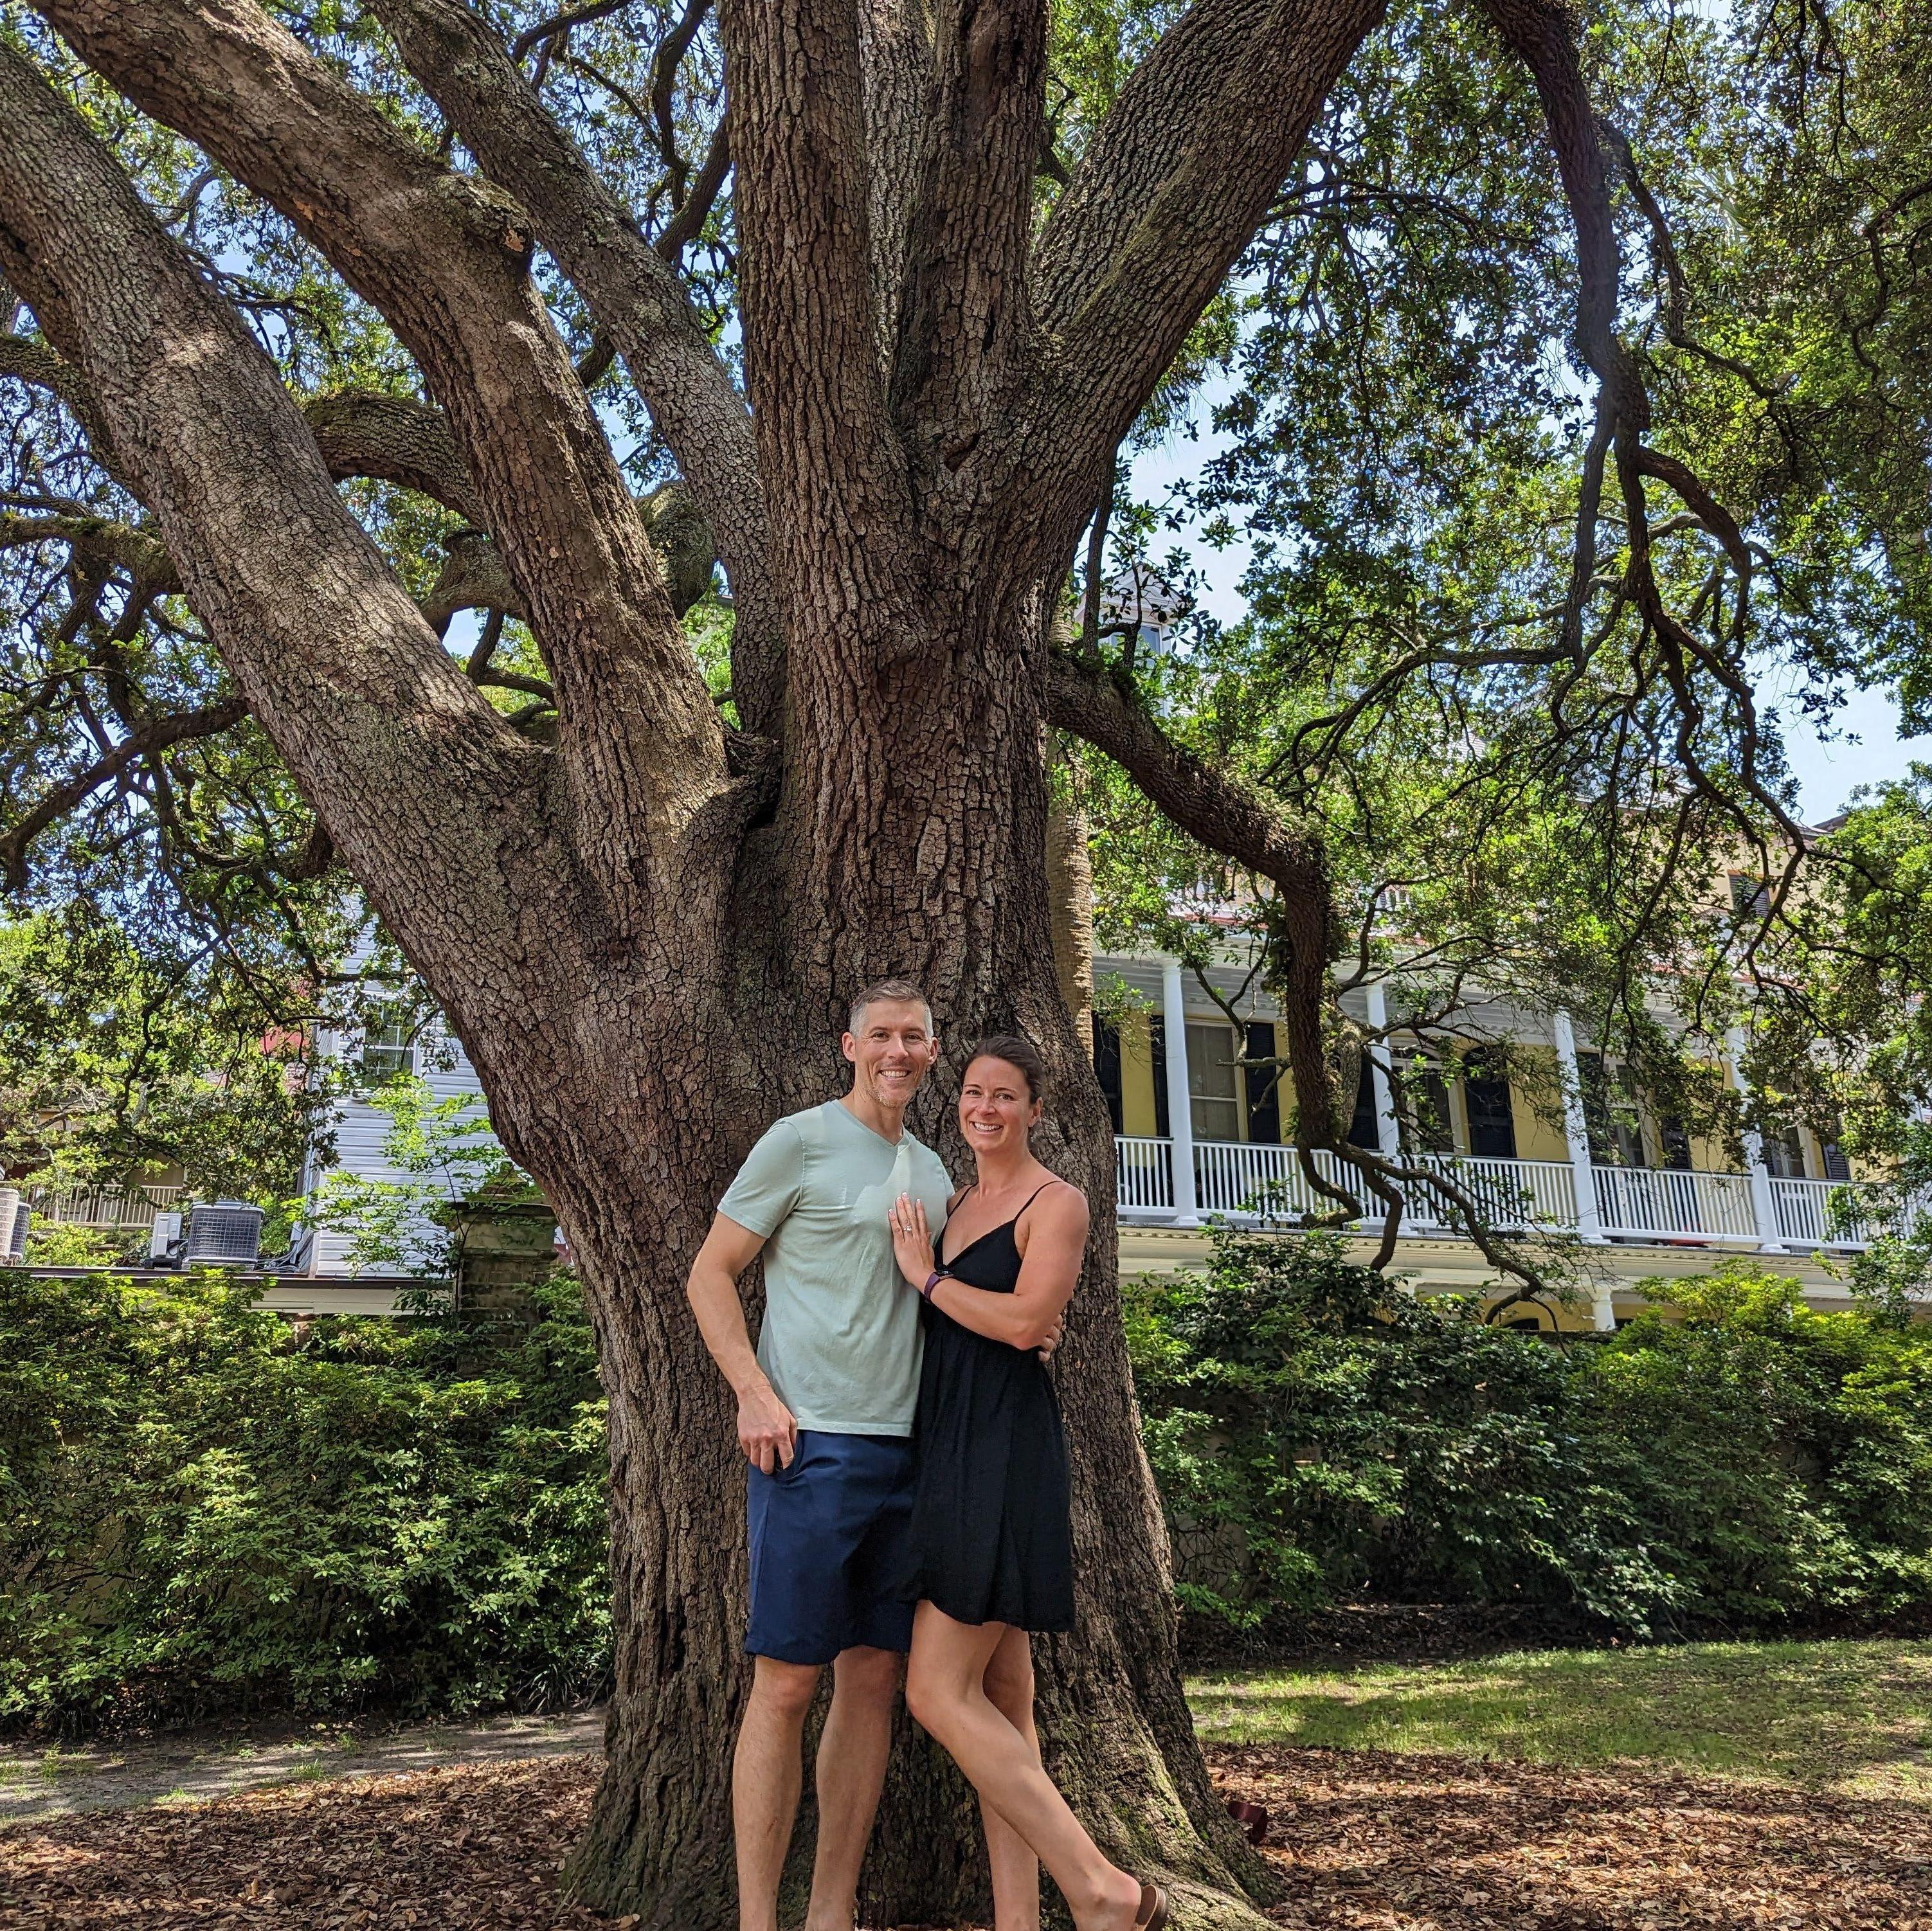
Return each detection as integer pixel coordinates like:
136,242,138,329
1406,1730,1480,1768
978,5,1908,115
1124,420,1929,827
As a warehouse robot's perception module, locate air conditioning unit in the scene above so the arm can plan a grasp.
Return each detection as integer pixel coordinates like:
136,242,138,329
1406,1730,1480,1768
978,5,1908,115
6,1205,28,1262
150,1212,183,1262
183,1201,264,1267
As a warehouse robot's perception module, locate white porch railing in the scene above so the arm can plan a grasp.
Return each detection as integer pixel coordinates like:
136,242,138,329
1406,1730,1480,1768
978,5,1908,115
1191,1138,1330,1219
1116,1136,1904,1252
1765,1175,1915,1248
1412,1154,1578,1231
1175,1135,1584,1228
1593,1166,1758,1243
1166,1141,1583,1232
1114,1136,1175,1213
29,1183,186,1230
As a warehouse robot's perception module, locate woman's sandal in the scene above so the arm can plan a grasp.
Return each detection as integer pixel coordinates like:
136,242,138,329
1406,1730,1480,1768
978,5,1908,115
1132,1878,1169,1931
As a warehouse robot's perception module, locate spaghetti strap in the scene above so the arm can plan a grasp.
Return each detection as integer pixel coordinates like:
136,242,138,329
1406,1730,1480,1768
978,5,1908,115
1013,1178,1061,1218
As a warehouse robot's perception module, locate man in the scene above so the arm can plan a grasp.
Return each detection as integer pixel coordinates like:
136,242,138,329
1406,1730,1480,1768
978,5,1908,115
686,980,954,1931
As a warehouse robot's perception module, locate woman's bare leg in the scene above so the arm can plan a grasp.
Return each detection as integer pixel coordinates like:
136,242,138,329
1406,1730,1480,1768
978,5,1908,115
980,1627,1041,1931
905,1603,1145,1931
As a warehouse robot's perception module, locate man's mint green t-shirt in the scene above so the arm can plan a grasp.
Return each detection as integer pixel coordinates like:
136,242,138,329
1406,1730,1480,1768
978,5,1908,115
718,1100,953,1436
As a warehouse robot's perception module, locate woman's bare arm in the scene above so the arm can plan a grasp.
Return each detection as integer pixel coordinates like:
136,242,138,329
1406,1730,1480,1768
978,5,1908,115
891,1187,1088,1350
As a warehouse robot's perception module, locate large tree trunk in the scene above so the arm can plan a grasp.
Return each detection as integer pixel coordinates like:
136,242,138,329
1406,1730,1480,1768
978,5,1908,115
525,599,1272,1927
0,5,1389,1922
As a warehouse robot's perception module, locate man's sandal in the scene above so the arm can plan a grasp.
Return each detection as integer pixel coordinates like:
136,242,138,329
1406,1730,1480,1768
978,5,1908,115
1132,1879,1169,1931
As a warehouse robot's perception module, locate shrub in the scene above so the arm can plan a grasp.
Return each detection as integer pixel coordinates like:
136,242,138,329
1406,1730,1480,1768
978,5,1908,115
0,1268,608,1732
12,1234,1931,1733
1582,1263,1932,1624
1132,1235,1932,1639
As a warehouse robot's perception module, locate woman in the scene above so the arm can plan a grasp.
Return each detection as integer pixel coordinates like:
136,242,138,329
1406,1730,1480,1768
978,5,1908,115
890,1036,1167,1931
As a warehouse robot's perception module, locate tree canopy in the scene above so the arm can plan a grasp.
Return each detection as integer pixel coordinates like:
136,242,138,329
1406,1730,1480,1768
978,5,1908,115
3,0,1931,1912
6,0,1927,1242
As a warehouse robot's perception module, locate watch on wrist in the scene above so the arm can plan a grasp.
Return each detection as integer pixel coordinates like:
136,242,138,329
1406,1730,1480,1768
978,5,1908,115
921,1268,950,1302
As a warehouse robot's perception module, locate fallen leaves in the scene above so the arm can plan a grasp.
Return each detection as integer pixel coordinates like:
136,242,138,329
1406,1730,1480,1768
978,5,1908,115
0,1741,1927,1928
0,1757,612,1929
1207,1742,1932,1928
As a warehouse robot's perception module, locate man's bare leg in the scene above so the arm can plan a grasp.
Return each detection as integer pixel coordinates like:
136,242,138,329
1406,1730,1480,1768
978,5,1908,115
981,1628,1042,1931
803,1645,901,1931
736,1656,824,1931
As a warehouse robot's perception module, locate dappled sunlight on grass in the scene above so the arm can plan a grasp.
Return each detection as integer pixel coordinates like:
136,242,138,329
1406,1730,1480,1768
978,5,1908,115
1187,1637,1932,1795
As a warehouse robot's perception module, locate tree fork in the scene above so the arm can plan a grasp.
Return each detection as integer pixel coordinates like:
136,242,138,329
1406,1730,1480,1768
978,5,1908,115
562,620,1279,1925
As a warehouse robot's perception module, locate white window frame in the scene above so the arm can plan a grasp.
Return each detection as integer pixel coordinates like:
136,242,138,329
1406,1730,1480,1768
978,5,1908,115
1185,1019,1243,1144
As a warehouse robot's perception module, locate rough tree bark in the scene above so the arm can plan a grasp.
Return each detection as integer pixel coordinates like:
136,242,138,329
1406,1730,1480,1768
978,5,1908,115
1047,791,1097,1055
0,1,1394,1922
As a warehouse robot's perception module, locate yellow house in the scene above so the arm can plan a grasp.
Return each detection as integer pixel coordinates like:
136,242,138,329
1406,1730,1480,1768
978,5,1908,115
1089,940,1908,1332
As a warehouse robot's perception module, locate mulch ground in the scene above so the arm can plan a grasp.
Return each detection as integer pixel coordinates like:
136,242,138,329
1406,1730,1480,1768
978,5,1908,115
1,1741,1928,1928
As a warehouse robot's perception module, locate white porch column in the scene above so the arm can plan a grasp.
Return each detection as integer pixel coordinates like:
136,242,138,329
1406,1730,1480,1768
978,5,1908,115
1363,980,1402,1162
1160,957,1199,1225
1726,1027,1788,1254
1551,1010,1609,1249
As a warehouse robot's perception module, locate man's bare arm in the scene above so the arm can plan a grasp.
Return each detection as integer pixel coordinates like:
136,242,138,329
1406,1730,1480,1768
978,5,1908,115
685,1212,798,1473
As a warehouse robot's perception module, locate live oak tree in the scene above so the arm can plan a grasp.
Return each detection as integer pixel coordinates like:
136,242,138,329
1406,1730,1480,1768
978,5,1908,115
0,0,1918,1921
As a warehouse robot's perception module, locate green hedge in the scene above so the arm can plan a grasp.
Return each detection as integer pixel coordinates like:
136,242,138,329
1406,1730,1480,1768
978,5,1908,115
1130,1232,1932,1639
8,1239,1931,1731
0,1269,608,1730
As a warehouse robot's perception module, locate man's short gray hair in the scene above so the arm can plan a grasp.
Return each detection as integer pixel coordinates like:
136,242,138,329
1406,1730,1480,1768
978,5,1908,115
847,978,932,1035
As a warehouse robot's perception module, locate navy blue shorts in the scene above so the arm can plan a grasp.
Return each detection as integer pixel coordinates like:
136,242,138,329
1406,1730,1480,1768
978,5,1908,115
745,1430,916,1665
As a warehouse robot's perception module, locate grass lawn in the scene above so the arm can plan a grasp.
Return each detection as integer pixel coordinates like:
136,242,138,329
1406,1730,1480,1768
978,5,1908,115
1187,1636,1932,1797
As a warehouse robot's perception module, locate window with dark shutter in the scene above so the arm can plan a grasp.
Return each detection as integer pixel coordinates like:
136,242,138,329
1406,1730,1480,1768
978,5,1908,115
1348,1057,1380,1149
1093,1017,1124,1135
1244,1021,1282,1144
1463,1048,1517,1160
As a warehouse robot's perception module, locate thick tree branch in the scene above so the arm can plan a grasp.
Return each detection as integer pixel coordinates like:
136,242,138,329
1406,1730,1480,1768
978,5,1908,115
302,391,484,525
647,0,712,208
35,0,727,883
655,115,730,262
1046,649,1551,1288
1045,649,1339,1147
0,41,550,1016
718,0,920,634
1481,0,1807,877
1016,0,1385,566
0,509,176,586
888,0,1047,501
366,0,785,734
1046,656,1308,877
1477,0,1644,430
512,0,632,60
858,0,935,360
3,334,483,525
422,528,523,633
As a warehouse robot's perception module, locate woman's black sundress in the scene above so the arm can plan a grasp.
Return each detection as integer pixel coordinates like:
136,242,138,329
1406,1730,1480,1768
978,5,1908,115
894,1183,1076,1632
